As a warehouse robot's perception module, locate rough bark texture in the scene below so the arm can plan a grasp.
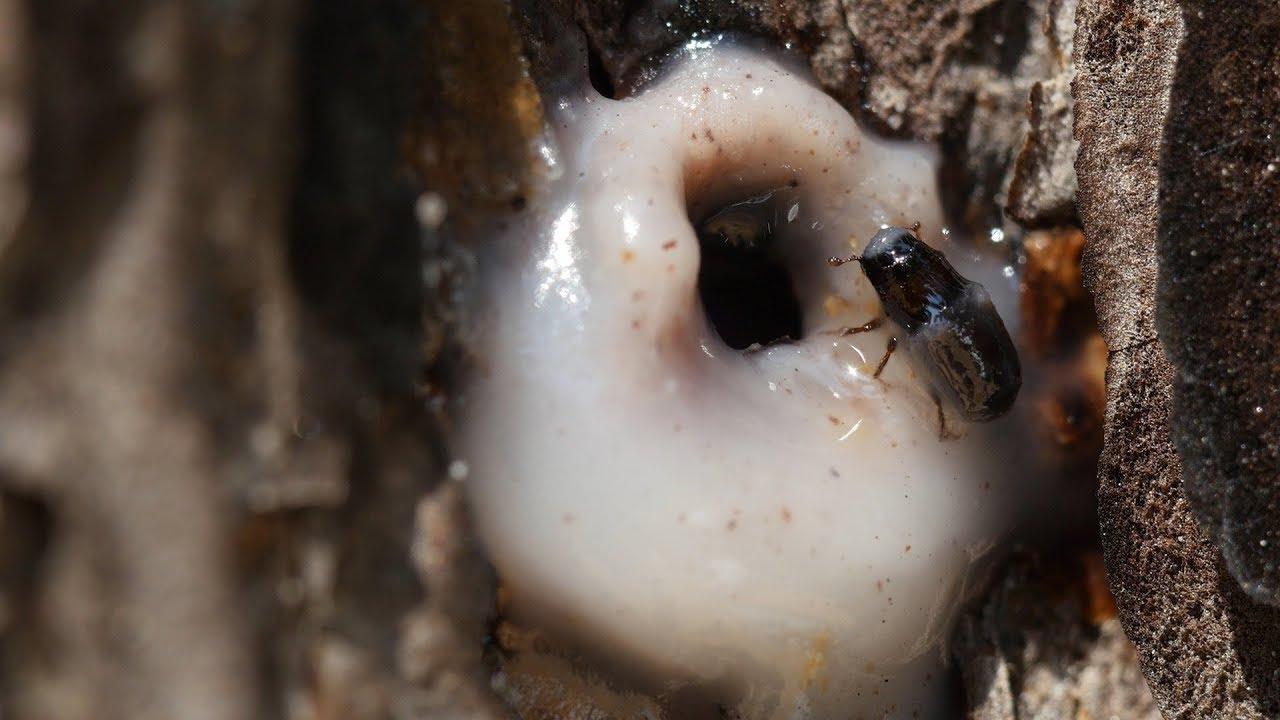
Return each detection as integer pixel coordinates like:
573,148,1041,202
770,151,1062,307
1075,0,1280,715
523,0,1079,231
1156,1,1280,609
0,1,506,719
952,553,1158,720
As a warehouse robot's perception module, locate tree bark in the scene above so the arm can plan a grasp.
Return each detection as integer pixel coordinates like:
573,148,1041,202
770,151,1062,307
0,2,502,718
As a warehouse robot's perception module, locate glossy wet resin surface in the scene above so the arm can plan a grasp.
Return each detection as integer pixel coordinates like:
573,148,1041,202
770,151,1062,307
460,41,1033,719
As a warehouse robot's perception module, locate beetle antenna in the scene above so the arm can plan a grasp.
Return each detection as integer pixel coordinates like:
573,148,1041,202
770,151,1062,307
827,254,861,267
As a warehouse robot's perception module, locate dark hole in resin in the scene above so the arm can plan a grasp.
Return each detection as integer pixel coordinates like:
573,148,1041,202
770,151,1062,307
695,190,804,350
586,41,616,99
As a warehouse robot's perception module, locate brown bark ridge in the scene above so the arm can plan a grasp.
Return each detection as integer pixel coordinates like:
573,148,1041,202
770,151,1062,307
0,1,507,719
1075,0,1280,715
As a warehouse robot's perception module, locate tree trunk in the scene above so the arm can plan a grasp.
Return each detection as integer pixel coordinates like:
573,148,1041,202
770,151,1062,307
0,2,502,718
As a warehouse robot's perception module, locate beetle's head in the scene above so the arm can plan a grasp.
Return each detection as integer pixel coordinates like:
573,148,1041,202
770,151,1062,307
859,226,926,290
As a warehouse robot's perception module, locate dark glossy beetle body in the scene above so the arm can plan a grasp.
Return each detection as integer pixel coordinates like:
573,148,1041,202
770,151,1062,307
837,227,1021,422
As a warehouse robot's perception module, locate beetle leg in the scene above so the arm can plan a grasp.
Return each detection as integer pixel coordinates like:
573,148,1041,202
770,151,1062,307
873,336,898,378
837,316,883,336
826,254,861,267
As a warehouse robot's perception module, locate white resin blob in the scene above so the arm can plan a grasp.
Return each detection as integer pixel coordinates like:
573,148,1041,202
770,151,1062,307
461,41,1028,719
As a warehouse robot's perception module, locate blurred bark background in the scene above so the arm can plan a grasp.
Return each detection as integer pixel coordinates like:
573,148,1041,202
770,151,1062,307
0,1,504,718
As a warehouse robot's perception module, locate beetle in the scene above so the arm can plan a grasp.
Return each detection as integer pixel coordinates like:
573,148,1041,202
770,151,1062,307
828,225,1021,423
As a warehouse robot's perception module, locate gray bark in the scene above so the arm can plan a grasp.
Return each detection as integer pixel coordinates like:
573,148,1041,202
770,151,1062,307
0,2,503,718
